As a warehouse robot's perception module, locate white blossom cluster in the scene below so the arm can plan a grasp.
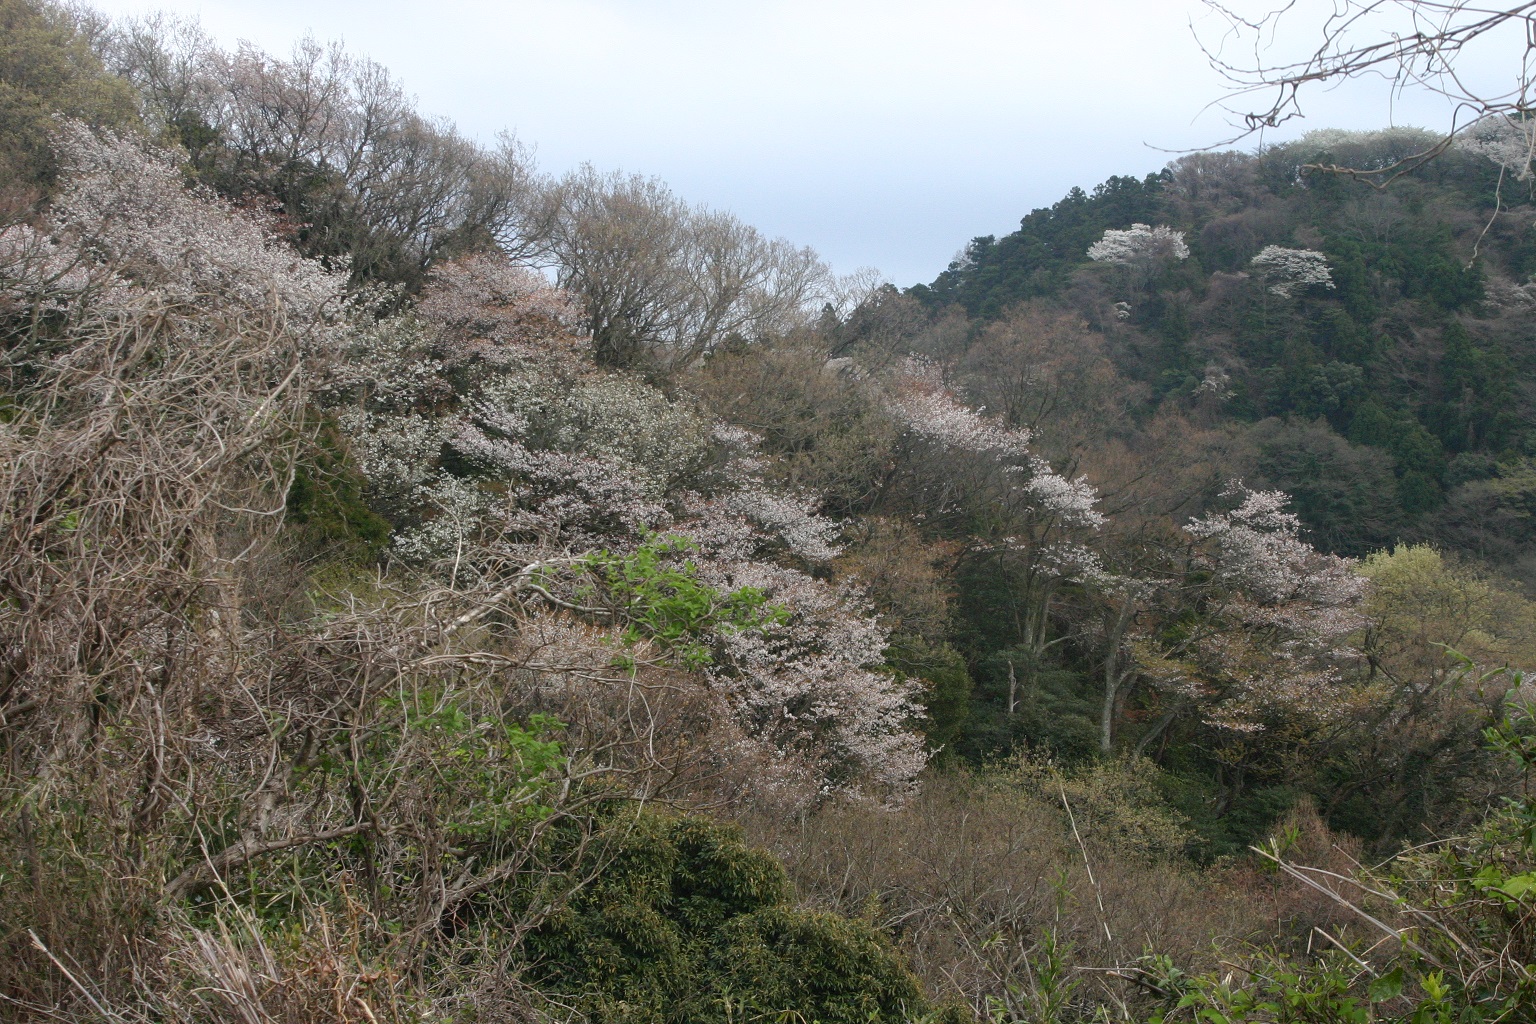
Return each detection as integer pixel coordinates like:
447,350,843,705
48,124,346,328
888,357,1032,458
0,223,99,311
1087,223,1190,266
660,472,871,786
315,256,924,794
713,485,844,562
1483,275,1536,313
1458,116,1536,180
331,259,716,555
326,315,453,413
388,473,492,567
1039,543,1143,596
889,358,1106,581
475,372,711,499
453,416,668,547
1024,456,1106,529
668,478,925,790
417,253,586,366
679,427,845,563
1188,485,1364,611
697,559,927,794
1193,366,1235,401
342,412,450,506
2,124,348,350
1249,245,1335,298
1185,484,1369,726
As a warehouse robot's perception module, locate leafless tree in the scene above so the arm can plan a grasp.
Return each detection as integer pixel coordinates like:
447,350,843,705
103,19,548,284
544,165,827,368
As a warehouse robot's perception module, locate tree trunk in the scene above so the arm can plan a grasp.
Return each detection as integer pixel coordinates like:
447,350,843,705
1100,598,1136,753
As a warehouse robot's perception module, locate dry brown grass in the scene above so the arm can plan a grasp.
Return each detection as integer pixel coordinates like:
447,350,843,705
737,769,1269,1021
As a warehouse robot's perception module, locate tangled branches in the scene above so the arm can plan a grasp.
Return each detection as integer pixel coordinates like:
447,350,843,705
1200,2,1536,181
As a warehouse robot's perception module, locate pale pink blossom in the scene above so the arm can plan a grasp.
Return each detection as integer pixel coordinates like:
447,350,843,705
697,559,927,795
1181,483,1369,727
888,357,1032,458
1458,115,1536,180
417,253,586,366
49,123,347,328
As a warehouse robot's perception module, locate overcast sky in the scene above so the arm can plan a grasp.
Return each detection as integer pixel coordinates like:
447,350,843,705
86,0,1471,285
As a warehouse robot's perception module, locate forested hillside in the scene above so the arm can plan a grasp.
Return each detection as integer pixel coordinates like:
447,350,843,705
912,131,1534,569
5,1,1536,1021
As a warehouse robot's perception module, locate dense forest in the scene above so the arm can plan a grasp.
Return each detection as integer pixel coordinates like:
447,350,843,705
4,1,1536,1021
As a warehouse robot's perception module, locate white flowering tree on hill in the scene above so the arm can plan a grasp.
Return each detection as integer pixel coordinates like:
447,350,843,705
1458,115,1536,180
1087,222,1190,295
885,356,1109,708
1150,484,1369,739
1087,223,1191,266
1249,245,1335,297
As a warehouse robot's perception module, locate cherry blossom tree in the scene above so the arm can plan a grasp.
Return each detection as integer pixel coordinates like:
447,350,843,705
1171,483,1369,732
1249,244,1336,297
1087,223,1191,293
37,122,345,324
1087,223,1191,266
887,356,1033,459
693,558,926,795
884,357,1110,709
417,252,584,366
1458,114,1536,180
885,357,1105,539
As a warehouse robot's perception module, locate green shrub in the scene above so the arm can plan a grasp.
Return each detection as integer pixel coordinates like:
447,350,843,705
285,420,393,564
579,534,787,668
526,812,944,1024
